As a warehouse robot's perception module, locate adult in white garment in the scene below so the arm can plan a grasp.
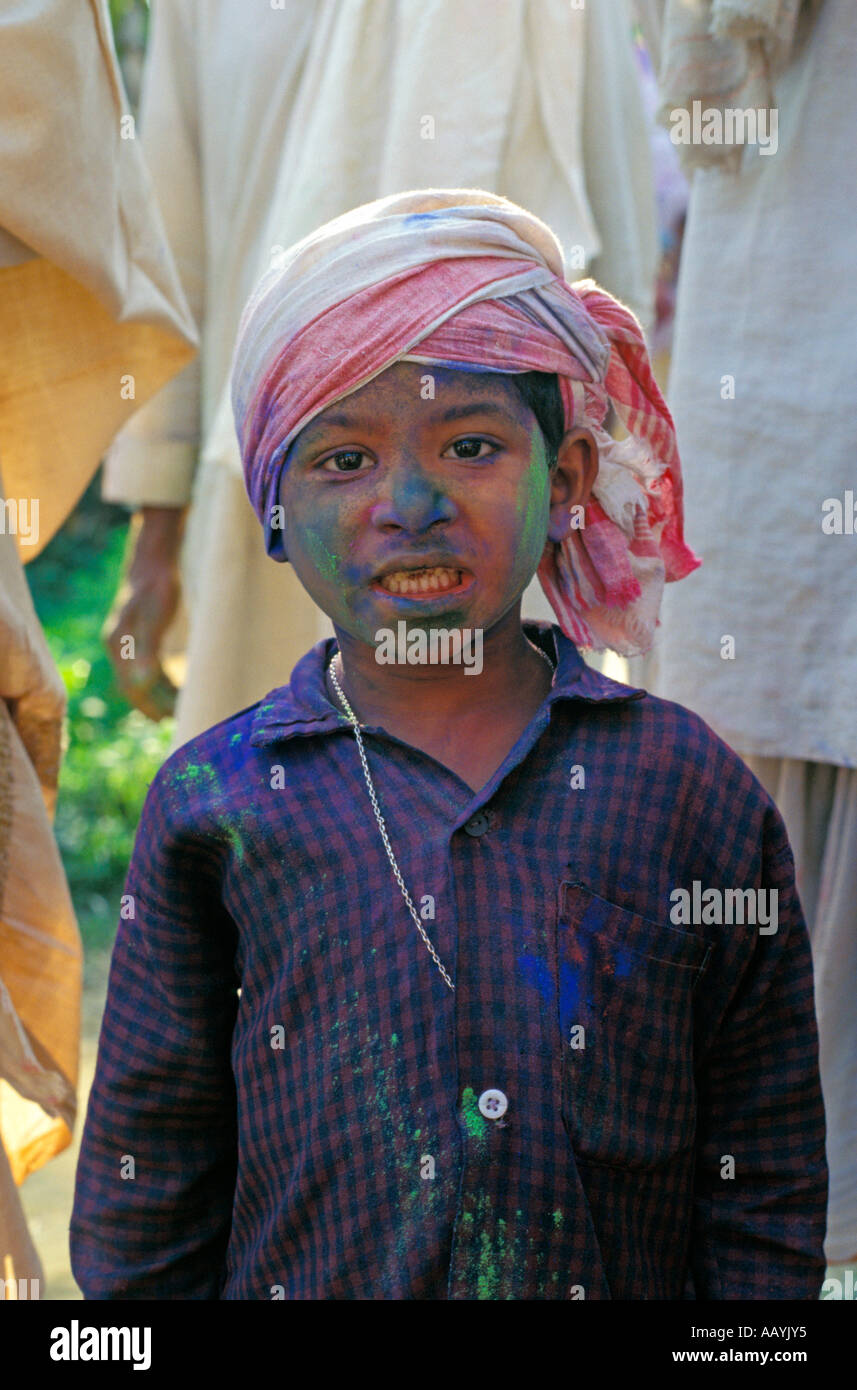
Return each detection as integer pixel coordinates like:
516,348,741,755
647,0,856,1267
101,0,659,748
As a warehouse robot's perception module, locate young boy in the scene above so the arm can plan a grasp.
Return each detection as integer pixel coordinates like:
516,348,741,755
71,189,827,1300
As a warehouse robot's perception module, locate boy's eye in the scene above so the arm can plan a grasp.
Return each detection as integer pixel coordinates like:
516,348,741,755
318,437,497,471
320,450,372,473
444,436,496,460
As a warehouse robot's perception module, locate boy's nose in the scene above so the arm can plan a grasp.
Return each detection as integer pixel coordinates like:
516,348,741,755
370,461,457,534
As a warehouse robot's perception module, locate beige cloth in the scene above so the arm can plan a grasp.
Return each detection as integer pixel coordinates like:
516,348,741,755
0,524,80,1290
644,0,857,768
102,0,659,747
743,755,857,1264
0,0,197,562
0,0,198,1292
657,0,821,172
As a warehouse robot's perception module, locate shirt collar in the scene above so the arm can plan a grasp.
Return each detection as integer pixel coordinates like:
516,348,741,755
249,620,645,748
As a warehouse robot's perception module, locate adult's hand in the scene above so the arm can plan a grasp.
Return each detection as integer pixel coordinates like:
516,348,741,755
103,505,187,720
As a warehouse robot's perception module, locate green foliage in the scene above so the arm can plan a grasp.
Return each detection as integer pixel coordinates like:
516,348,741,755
26,480,174,953
108,0,149,42
109,0,149,108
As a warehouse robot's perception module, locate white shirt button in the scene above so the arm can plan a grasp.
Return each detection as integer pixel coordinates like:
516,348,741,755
463,811,491,837
477,1088,508,1119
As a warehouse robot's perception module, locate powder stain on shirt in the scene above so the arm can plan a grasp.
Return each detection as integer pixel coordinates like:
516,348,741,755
613,947,634,979
477,1228,501,1300
221,815,248,862
168,761,249,864
354,1030,446,1294
462,1198,525,1300
459,1086,488,1142
558,960,580,1032
518,951,554,1005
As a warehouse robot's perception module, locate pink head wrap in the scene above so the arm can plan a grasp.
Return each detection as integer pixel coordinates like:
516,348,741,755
231,188,699,655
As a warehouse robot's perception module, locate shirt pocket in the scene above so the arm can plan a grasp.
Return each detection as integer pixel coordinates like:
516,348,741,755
556,880,713,1171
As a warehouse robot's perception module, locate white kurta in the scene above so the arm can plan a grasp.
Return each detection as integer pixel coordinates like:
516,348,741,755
644,0,857,1265
102,0,659,748
646,0,857,770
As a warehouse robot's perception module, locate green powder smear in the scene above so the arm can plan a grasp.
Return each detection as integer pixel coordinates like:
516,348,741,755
519,440,551,555
460,1086,489,1142
510,435,552,593
303,527,341,583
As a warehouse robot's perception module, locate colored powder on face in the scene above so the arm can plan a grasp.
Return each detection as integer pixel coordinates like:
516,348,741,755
302,526,342,584
460,1086,489,1141
517,436,551,558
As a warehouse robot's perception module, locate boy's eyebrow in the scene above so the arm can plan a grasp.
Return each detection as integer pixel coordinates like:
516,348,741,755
434,401,521,425
301,400,521,441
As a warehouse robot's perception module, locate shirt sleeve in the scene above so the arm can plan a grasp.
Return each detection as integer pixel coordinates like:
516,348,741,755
70,771,239,1299
101,0,205,510
687,804,829,1298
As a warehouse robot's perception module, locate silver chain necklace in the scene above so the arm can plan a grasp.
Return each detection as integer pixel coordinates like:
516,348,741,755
327,642,554,994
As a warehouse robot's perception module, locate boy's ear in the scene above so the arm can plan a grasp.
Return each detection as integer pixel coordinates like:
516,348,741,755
547,427,599,541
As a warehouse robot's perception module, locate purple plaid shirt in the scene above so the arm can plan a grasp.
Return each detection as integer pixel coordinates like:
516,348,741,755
70,622,827,1300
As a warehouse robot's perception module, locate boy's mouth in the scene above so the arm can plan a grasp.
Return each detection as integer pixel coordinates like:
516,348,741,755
372,565,472,597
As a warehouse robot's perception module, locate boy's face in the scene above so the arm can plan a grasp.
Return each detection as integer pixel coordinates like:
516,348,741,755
277,361,593,649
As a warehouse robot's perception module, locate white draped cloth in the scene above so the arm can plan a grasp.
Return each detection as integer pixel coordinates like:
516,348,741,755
647,0,857,1263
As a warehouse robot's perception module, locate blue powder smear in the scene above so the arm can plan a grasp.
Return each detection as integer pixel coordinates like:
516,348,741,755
613,947,634,980
558,962,580,1034
518,952,554,1005
403,209,448,224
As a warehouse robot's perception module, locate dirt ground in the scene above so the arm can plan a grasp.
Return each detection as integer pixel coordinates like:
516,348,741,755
18,950,856,1301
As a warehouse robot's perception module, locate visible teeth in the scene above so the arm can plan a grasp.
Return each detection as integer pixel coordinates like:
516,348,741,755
379,566,462,595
